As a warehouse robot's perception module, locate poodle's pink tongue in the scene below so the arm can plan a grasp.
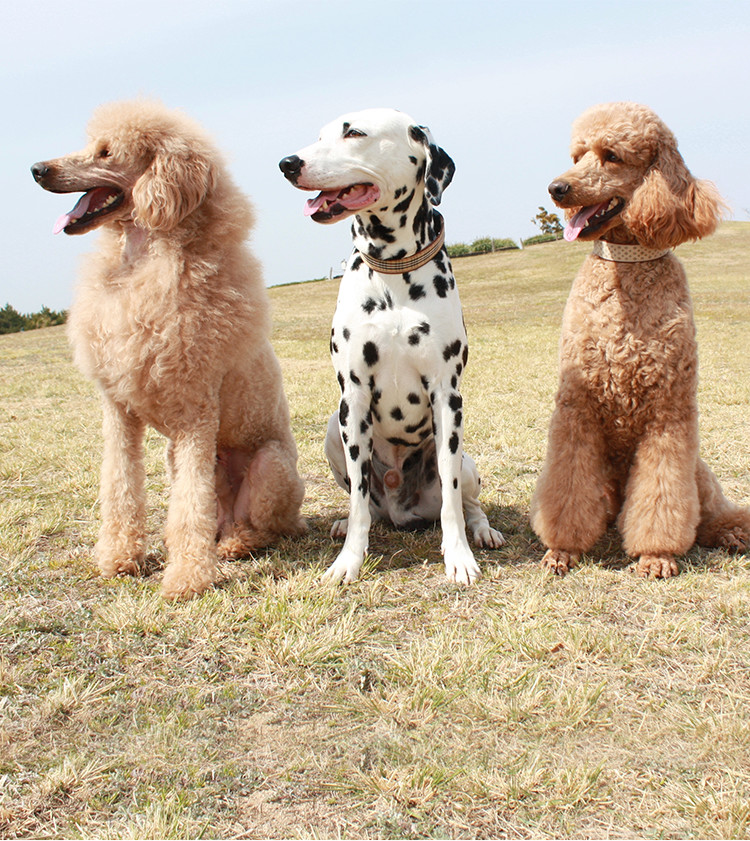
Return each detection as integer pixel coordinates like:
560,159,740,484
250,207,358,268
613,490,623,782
564,201,609,242
53,192,93,235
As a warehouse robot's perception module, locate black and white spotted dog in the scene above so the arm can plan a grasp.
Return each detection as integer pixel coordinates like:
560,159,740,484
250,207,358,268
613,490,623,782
280,108,504,584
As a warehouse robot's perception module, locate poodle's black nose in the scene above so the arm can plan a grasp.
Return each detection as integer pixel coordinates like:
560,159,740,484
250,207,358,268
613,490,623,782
279,155,303,184
548,180,570,201
31,162,50,183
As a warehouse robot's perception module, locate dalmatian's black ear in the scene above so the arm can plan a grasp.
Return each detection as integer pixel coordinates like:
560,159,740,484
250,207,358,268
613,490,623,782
409,125,455,206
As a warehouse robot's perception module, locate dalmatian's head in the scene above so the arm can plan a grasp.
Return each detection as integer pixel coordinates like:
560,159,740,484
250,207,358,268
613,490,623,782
279,108,454,224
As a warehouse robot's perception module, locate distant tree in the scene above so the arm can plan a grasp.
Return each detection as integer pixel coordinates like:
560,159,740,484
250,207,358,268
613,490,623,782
0,303,67,334
531,206,563,237
26,306,67,330
0,303,26,334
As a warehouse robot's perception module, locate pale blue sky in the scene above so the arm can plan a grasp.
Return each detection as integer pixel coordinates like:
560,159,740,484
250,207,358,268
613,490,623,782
3,0,749,312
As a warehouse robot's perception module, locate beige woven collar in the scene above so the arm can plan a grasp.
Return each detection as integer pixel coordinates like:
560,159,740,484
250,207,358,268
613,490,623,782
360,215,445,274
592,240,671,263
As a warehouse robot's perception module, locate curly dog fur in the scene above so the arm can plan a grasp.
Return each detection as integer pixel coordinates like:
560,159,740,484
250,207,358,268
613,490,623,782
32,100,305,599
531,101,750,578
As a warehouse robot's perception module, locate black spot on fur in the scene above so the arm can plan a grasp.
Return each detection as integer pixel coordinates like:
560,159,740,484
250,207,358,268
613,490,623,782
351,256,363,272
449,432,459,454
350,370,361,385
372,389,382,404
362,298,377,314
343,327,350,340
365,214,396,243
409,284,426,301
394,190,415,214
349,444,360,461
337,371,345,391
433,275,449,298
390,407,404,421
360,419,370,434
405,417,428,434
453,478,458,489
339,398,349,426
462,345,469,366
454,411,462,428
363,341,379,366
419,321,430,334
443,340,462,361
387,437,412,447
408,392,421,404
408,332,421,346
449,394,463,411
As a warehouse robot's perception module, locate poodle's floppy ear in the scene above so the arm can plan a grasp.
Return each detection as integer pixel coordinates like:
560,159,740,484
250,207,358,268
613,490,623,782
624,141,725,249
409,125,455,206
132,144,216,231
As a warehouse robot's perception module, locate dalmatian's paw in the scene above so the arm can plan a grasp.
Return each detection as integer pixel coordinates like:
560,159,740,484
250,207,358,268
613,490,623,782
473,525,505,549
322,549,363,584
444,546,481,585
330,518,348,539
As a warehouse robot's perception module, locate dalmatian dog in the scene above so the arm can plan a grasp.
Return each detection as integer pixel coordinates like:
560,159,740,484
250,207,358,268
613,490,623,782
280,108,504,584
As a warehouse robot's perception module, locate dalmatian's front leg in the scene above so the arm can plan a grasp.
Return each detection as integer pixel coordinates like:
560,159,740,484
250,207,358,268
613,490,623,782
432,382,481,585
322,387,374,583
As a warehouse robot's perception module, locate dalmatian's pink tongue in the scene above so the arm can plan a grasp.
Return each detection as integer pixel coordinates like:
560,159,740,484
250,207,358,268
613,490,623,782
564,201,609,242
304,184,380,216
53,191,94,235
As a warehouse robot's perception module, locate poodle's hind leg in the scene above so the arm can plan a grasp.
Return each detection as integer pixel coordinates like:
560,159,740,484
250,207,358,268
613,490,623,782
695,457,750,552
530,402,611,576
217,441,306,559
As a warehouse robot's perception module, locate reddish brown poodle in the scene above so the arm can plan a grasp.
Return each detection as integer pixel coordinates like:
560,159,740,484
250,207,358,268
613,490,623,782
531,101,750,578
32,100,306,600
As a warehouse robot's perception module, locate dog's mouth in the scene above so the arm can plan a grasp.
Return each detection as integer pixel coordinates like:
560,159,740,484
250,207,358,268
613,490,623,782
53,186,125,235
564,198,625,242
303,183,380,223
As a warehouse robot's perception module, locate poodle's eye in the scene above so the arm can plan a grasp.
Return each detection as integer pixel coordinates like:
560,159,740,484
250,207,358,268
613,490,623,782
344,128,366,139
604,150,621,163
98,147,111,159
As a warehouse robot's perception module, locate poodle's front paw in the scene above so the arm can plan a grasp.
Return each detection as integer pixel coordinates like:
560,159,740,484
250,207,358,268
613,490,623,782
444,546,481,585
632,554,679,579
473,524,506,550
95,539,146,578
322,549,363,584
541,549,578,576
161,557,217,601
330,518,348,540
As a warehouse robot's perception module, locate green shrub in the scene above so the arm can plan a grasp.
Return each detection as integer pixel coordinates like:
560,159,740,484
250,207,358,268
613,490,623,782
521,232,563,247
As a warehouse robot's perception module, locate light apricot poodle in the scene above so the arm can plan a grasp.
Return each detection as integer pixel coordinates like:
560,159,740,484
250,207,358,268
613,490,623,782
531,101,750,578
32,100,305,600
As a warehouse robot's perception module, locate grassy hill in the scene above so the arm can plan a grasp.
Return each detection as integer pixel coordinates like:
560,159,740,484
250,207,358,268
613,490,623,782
1,223,749,838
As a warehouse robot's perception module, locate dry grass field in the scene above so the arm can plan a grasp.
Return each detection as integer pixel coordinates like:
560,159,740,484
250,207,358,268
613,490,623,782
1,223,749,839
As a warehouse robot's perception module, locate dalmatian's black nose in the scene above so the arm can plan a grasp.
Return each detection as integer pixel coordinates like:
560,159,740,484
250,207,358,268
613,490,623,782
548,180,571,201
279,155,303,184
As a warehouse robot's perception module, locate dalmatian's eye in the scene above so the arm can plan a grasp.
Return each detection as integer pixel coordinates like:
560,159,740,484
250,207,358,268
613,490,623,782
344,128,367,139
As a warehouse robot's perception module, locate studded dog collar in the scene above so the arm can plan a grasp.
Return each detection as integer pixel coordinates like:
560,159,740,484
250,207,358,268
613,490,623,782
359,214,446,274
592,240,671,263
